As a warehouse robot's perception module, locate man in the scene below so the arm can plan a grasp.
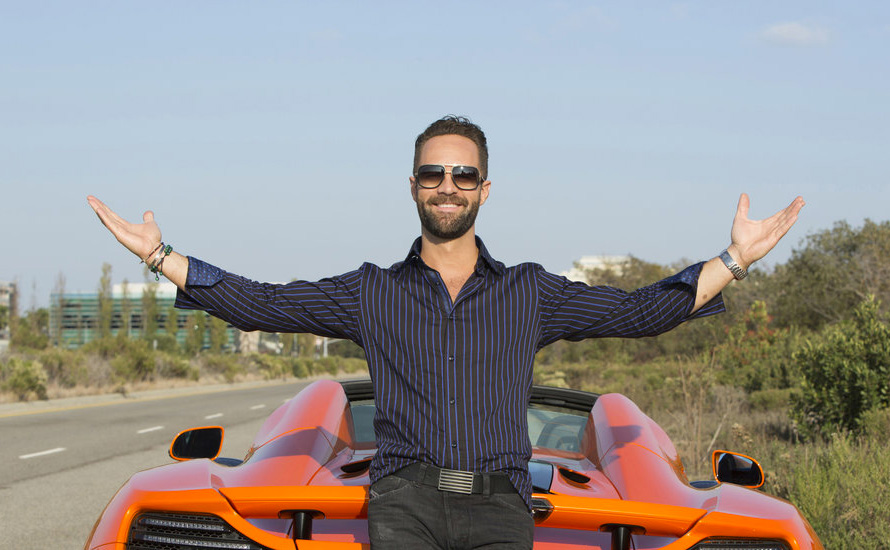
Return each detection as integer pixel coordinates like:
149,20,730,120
88,116,804,549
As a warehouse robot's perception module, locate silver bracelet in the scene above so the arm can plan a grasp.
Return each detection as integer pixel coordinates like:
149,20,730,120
719,249,748,280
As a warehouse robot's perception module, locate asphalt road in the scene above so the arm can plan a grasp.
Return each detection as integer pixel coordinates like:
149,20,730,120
0,378,317,549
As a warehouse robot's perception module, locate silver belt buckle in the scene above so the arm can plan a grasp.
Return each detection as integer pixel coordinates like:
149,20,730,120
437,468,475,494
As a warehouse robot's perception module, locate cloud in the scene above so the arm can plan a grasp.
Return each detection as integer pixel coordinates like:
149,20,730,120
760,21,830,46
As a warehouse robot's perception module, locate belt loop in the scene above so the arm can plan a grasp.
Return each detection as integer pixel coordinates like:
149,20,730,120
483,474,491,496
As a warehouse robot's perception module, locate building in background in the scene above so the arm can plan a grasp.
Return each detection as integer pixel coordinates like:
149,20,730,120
0,281,17,353
49,282,240,351
560,255,631,283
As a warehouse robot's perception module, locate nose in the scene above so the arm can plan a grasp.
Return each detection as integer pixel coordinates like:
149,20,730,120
437,168,459,194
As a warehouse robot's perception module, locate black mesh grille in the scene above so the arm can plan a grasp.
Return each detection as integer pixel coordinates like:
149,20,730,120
127,512,269,550
691,540,789,550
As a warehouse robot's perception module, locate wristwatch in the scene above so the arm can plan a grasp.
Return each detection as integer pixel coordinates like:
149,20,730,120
719,249,748,280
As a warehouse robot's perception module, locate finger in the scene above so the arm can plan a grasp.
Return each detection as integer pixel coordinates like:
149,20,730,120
735,193,750,221
101,202,130,227
88,197,116,228
767,196,805,238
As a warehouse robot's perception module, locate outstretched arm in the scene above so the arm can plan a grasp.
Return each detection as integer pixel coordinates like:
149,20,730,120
86,195,189,290
693,193,805,312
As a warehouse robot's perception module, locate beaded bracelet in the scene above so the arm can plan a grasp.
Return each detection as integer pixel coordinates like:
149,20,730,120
148,244,173,281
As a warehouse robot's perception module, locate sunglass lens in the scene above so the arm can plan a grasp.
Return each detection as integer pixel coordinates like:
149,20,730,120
417,165,445,188
452,166,480,190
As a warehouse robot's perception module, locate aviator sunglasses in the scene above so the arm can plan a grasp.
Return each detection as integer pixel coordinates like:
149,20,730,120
414,164,483,191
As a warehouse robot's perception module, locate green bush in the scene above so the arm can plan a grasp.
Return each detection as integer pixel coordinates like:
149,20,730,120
715,301,802,392
150,334,181,354
202,354,244,383
156,353,199,380
2,357,48,400
860,407,890,439
38,347,89,388
83,336,135,359
110,340,155,382
793,297,890,437
250,354,289,380
748,388,797,412
316,356,342,375
292,358,311,378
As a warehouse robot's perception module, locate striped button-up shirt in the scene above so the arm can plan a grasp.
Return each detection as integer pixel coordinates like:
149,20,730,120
175,237,724,505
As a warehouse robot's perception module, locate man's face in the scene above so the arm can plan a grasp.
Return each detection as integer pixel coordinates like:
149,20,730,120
410,134,491,241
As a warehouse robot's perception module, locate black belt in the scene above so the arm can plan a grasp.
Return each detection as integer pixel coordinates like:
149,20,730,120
393,463,516,495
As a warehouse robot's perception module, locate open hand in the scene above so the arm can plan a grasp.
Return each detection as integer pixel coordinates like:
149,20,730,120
87,195,162,261
729,193,805,269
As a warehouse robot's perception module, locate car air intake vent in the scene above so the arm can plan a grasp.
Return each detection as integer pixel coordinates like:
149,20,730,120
127,512,269,550
691,540,789,550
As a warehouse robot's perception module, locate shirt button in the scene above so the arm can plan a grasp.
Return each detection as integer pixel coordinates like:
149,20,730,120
448,356,454,361
451,443,457,448
449,399,455,405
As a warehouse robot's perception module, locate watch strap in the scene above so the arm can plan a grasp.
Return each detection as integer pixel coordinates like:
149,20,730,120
719,249,748,280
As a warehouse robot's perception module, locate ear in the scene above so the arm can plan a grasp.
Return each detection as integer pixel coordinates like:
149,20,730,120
479,179,491,206
409,176,418,202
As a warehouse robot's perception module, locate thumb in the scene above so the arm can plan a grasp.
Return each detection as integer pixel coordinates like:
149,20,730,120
143,210,155,224
736,193,750,221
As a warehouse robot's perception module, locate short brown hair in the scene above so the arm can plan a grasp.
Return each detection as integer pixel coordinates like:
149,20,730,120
414,115,488,180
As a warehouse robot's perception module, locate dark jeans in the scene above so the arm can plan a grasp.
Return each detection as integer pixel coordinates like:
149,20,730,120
368,473,534,550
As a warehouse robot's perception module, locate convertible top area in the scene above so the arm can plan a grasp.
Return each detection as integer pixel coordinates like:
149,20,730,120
340,377,598,410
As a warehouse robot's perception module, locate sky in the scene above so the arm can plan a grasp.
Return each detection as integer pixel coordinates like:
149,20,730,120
2,1,888,310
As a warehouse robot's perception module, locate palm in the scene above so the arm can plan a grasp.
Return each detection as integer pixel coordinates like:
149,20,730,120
87,196,162,261
731,194,805,267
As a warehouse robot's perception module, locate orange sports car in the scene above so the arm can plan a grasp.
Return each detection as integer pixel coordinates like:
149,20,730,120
84,379,822,549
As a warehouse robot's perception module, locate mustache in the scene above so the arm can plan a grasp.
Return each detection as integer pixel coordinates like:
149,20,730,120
428,196,468,207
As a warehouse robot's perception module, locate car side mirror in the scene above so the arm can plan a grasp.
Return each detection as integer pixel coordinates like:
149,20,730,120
169,426,224,461
712,450,764,488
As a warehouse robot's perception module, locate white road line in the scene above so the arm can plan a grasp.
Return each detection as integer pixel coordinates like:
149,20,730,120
19,447,66,460
249,404,266,410
137,426,164,434
205,413,224,419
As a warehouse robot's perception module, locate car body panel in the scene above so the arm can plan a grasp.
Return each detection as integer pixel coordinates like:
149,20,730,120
85,378,822,550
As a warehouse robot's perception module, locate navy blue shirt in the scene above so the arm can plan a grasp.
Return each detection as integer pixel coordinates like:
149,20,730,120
175,237,724,505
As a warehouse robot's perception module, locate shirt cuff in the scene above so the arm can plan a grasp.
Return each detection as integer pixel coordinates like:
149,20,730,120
665,262,726,318
185,257,225,287
175,257,226,310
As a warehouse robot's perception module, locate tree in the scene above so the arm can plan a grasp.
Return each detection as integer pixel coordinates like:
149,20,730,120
165,302,179,338
141,278,159,341
10,308,49,350
714,301,800,392
119,280,131,339
793,296,890,437
184,312,207,355
771,220,890,330
97,263,113,339
51,272,66,346
208,316,228,353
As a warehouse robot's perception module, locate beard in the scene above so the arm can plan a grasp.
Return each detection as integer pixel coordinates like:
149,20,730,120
416,194,480,240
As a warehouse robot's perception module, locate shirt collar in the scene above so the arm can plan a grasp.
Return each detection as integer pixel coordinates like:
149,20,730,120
405,236,506,276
